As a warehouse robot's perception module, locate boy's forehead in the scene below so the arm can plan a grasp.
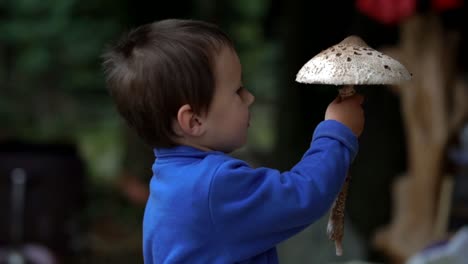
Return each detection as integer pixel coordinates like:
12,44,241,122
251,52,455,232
218,46,240,67
214,47,241,77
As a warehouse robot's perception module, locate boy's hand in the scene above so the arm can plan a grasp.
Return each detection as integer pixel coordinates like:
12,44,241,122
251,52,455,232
325,94,365,137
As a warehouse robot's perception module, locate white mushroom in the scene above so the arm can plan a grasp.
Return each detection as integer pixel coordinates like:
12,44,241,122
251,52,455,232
296,35,412,86
295,35,412,256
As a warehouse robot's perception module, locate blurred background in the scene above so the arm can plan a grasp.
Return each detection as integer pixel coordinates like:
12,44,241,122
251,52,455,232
0,0,467,263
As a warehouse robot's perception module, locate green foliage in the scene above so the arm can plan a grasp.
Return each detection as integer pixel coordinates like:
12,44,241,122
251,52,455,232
222,0,280,153
0,0,125,141
231,0,269,19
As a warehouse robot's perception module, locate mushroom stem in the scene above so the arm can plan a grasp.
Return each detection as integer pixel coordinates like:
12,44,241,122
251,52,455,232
325,85,356,256
338,85,356,99
335,241,343,256
326,85,357,256
327,172,350,256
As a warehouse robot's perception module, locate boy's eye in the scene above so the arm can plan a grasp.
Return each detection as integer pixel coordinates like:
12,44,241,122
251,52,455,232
236,86,244,94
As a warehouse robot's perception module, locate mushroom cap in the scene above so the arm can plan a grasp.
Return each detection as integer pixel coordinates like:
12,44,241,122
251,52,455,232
295,35,412,85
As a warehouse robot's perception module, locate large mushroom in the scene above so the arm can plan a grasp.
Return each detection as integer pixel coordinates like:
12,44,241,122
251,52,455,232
295,35,411,256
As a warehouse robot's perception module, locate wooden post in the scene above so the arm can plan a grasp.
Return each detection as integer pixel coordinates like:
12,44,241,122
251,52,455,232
373,14,468,262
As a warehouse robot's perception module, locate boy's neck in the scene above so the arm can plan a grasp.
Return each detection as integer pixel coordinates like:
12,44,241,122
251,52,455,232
173,137,214,152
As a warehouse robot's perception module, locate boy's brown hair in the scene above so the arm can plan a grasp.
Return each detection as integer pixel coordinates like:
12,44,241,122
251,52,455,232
102,19,234,148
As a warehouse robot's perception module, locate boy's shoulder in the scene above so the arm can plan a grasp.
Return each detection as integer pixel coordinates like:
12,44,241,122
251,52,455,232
197,151,251,176
183,150,252,181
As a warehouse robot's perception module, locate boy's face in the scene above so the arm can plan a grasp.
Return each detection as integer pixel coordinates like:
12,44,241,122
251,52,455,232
202,46,255,153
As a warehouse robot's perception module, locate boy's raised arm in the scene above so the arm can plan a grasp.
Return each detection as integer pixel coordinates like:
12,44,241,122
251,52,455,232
208,120,358,260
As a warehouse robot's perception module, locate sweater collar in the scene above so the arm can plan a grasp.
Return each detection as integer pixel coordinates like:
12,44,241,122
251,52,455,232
154,145,223,158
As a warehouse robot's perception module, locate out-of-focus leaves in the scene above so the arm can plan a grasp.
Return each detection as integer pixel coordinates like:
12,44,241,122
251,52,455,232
0,0,125,142
232,0,268,18
222,0,280,155
16,45,51,74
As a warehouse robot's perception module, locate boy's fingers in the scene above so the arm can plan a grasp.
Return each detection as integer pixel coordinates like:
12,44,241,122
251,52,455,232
347,94,364,105
356,94,364,105
333,94,364,104
330,96,342,104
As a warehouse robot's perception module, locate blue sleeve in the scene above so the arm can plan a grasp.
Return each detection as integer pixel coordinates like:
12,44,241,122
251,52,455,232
208,120,358,259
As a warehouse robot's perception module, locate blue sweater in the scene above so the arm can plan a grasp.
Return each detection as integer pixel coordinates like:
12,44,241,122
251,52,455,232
143,120,358,263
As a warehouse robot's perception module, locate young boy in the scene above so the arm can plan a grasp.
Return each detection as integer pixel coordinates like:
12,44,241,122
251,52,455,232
103,19,364,264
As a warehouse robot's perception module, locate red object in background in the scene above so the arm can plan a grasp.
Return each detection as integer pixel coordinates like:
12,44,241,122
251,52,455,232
356,0,464,25
356,0,417,25
432,0,464,11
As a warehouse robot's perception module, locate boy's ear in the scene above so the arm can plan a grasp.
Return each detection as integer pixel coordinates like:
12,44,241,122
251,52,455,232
176,104,205,137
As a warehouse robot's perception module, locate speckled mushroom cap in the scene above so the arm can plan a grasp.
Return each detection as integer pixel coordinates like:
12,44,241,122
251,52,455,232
296,35,412,85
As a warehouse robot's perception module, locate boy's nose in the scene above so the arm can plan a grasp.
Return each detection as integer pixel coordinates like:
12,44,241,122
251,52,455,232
247,91,255,105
